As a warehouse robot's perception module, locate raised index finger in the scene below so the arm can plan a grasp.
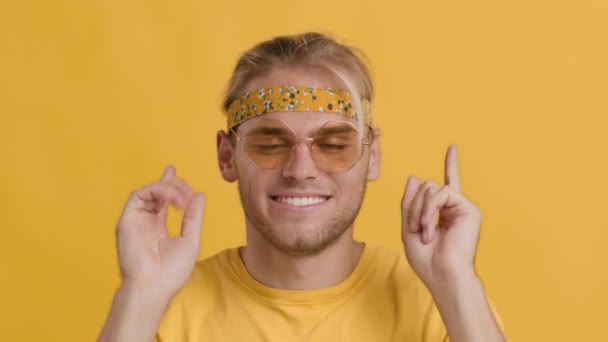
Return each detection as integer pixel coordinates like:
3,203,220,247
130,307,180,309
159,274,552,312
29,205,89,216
444,144,462,193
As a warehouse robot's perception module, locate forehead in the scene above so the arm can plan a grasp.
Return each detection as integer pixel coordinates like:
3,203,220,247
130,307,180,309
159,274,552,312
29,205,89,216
238,67,359,135
238,112,358,136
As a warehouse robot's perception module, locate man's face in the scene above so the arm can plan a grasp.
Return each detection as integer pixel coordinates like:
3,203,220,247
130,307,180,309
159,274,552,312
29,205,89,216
218,68,380,256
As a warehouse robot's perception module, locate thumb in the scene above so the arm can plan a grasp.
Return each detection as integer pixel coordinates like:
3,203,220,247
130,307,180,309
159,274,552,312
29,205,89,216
180,192,206,243
158,165,177,224
401,176,421,235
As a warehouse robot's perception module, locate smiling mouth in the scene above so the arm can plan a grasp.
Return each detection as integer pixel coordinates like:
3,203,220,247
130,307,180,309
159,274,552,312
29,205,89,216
270,196,330,207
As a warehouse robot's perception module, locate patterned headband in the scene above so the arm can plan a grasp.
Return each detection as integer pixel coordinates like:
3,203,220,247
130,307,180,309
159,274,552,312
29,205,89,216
224,85,373,130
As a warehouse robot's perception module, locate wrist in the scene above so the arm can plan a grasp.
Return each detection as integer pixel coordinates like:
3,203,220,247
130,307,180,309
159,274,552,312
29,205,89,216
98,282,174,342
427,267,479,299
428,274,504,342
429,272,481,308
118,280,176,306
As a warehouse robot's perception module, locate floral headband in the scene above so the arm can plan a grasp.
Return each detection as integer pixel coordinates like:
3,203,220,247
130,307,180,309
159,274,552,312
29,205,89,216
224,85,373,130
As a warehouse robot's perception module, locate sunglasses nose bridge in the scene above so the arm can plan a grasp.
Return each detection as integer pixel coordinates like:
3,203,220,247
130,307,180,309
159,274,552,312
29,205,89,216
279,136,324,179
287,137,315,158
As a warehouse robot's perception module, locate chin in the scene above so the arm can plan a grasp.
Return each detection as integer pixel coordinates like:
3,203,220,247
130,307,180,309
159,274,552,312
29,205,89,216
256,220,351,257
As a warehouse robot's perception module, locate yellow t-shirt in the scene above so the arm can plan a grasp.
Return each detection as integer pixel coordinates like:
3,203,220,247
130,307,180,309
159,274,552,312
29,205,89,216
156,243,449,341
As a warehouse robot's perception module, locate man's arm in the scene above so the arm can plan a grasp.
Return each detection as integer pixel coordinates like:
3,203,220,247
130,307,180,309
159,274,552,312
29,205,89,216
431,273,503,341
98,166,205,342
401,145,504,341
98,283,172,342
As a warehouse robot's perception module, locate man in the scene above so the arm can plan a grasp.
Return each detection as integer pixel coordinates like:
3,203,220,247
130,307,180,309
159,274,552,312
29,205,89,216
99,32,505,341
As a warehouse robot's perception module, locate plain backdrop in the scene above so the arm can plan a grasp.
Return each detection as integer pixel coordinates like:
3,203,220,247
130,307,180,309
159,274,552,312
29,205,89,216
1,0,607,341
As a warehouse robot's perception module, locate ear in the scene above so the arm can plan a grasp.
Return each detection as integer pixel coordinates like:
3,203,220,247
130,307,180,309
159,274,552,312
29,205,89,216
217,130,238,182
366,127,381,181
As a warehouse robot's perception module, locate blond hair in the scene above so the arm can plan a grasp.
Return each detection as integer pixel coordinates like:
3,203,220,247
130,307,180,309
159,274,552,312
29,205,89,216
222,32,374,130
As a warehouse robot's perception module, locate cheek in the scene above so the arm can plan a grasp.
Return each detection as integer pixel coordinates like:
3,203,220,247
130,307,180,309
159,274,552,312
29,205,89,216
238,167,270,200
333,172,367,198
234,149,257,180
343,159,370,185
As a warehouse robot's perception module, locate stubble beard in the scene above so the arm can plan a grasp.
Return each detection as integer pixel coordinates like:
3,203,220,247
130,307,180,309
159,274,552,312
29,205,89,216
238,180,367,257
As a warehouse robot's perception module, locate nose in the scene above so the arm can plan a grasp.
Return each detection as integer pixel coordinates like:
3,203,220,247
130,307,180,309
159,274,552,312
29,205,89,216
281,138,321,180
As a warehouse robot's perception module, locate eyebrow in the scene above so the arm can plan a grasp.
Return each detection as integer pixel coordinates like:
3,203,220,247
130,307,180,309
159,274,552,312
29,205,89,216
316,124,358,135
245,122,359,136
246,126,290,135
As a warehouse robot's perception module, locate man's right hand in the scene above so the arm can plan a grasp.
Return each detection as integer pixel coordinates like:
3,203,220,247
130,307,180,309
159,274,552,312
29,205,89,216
116,165,205,298
99,166,205,342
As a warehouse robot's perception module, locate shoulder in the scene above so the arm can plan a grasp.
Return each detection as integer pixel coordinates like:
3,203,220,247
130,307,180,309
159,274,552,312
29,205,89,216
176,248,237,300
156,248,238,340
355,243,434,305
159,248,238,320
366,243,421,288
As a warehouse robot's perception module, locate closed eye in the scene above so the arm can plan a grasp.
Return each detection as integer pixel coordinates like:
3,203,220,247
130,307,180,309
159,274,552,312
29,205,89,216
316,143,348,152
252,144,291,154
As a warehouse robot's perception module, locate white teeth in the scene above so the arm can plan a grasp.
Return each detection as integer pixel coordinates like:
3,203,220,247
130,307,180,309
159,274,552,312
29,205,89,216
276,196,327,206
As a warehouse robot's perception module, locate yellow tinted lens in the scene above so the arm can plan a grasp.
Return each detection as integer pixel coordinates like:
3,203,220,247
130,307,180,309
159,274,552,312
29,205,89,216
312,121,363,172
244,120,294,169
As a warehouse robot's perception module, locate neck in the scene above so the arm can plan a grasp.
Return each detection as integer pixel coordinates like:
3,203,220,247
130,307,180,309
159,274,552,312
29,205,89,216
240,224,365,291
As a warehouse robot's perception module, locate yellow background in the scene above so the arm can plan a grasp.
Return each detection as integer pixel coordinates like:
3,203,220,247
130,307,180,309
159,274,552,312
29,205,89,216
1,0,606,341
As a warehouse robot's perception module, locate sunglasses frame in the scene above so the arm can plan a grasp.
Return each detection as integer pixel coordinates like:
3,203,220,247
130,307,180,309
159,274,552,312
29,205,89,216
230,118,373,173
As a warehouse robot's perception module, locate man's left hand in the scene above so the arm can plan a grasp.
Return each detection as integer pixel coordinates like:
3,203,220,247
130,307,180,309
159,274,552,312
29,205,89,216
401,144,481,292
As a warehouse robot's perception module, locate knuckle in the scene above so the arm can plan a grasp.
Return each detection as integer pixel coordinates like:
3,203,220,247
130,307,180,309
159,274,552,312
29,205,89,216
176,177,190,186
407,206,417,222
466,201,482,217
473,204,482,217
115,222,124,236
423,180,440,193
425,180,438,188
127,190,142,203
420,210,428,222
425,183,441,198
